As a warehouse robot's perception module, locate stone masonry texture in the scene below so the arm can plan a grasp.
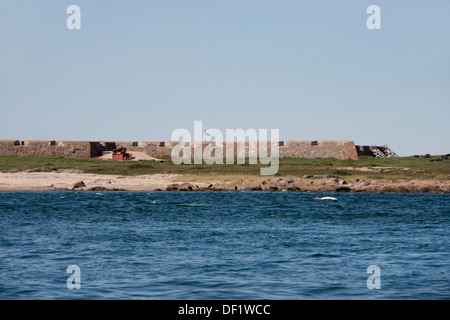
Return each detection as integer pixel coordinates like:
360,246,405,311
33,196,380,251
0,140,360,160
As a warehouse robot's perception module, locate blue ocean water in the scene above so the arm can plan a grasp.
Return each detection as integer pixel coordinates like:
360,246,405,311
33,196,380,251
0,191,448,300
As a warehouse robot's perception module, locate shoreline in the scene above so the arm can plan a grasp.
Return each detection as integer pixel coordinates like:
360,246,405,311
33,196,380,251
0,171,449,193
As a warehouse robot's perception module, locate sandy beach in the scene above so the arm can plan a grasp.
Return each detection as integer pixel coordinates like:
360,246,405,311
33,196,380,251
0,170,449,193
0,171,184,191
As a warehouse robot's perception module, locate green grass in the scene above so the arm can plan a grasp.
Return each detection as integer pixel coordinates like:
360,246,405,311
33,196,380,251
0,155,449,181
277,156,450,181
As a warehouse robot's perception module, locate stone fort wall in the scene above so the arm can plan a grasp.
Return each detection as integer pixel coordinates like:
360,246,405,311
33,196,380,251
0,140,95,159
0,140,360,160
140,140,359,160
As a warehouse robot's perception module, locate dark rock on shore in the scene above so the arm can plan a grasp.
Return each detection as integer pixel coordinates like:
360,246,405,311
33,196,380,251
38,167,58,172
165,183,228,192
335,186,351,192
86,186,127,191
72,181,86,190
164,177,450,194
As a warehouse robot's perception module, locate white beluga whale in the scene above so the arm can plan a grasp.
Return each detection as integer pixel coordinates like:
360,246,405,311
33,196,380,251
315,196,338,201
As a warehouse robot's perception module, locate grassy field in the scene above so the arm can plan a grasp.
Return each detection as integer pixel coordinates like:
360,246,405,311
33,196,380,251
0,156,449,181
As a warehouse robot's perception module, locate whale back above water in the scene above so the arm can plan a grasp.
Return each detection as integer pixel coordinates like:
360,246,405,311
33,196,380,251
316,196,338,201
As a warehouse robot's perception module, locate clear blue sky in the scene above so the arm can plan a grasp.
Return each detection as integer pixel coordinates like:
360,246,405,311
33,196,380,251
0,0,449,156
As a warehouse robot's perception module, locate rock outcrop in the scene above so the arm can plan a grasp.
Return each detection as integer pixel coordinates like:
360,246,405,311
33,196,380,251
165,178,450,193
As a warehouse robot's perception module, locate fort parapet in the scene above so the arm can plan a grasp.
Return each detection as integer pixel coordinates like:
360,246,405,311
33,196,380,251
0,140,95,159
0,139,363,160
281,140,358,160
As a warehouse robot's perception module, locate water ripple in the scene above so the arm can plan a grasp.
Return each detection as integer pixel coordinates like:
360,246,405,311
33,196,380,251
0,191,449,299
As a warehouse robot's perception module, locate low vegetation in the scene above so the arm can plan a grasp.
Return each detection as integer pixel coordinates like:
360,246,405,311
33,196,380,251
0,156,449,181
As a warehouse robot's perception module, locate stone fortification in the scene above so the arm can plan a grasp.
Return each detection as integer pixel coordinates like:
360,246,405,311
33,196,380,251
0,139,360,160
